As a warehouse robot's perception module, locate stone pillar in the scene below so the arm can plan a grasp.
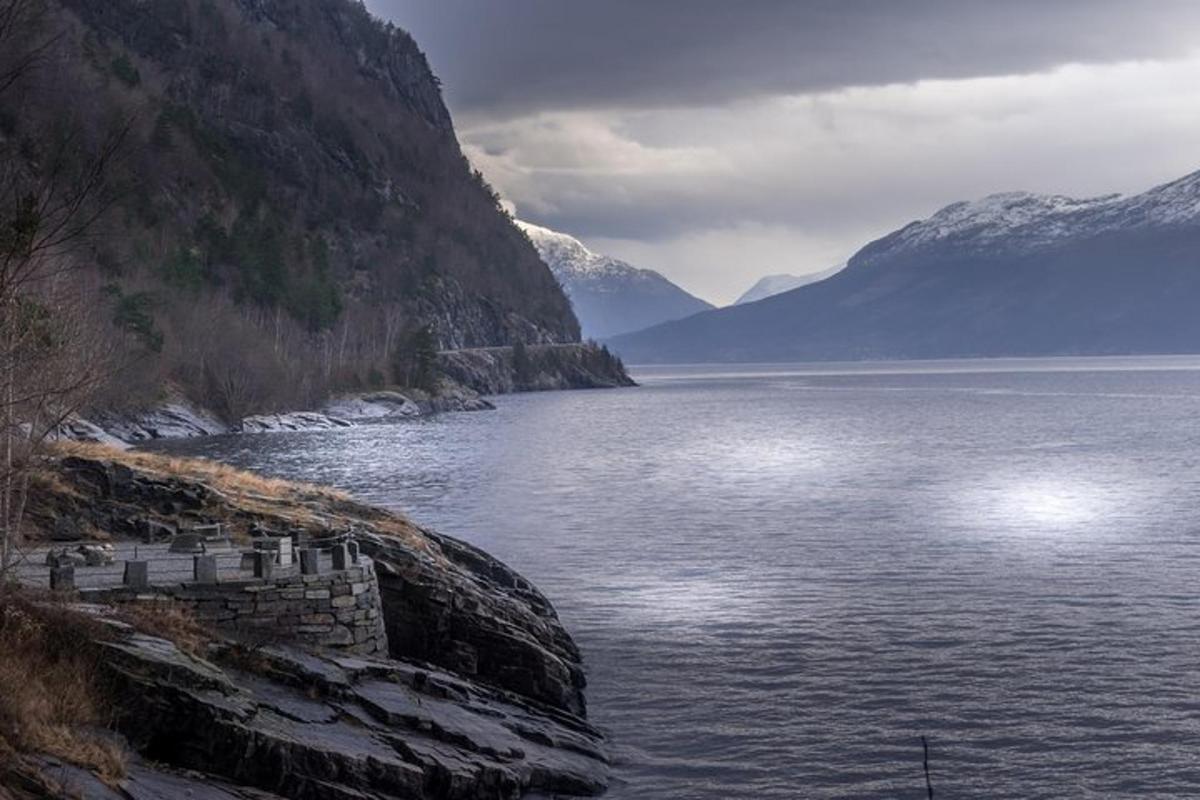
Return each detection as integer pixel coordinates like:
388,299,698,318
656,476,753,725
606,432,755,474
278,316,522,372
123,560,149,590
49,565,75,592
331,543,349,571
193,554,219,584
347,541,360,564
300,548,320,575
278,536,294,567
252,550,274,580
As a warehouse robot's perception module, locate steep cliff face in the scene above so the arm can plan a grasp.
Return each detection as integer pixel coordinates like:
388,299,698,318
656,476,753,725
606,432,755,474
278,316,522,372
3,0,579,415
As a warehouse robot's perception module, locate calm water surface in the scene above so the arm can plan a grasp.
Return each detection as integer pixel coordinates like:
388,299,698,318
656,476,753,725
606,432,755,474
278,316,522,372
151,357,1200,799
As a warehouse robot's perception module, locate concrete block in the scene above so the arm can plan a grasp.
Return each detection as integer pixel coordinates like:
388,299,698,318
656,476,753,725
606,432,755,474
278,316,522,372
252,551,274,580
300,549,320,575
49,565,75,591
304,588,331,600
169,533,205,554
123,560,150,590
193,554,219,584
278,536,294,567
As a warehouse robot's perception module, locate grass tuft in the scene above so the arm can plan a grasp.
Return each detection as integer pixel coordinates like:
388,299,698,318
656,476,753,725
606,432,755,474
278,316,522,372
52,441,350,502
115,600,213,658
46,442,435,555
0,591,126,784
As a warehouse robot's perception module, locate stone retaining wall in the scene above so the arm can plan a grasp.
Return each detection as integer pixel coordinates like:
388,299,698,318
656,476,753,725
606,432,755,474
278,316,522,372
83,559,388,656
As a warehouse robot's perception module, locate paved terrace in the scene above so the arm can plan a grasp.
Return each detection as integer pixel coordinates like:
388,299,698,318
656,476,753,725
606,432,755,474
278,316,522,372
11,541,347,590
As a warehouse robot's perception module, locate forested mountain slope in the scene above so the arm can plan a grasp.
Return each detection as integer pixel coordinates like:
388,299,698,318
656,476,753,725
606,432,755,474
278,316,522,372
0,0,580,418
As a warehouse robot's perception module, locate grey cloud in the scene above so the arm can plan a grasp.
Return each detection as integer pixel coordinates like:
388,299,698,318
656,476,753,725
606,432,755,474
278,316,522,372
363,1,1200,303
457,53,1200,244
370,0,1200,117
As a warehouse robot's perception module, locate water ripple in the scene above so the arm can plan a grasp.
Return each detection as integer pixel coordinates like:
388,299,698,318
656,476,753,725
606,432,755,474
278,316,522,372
150,359,1200,799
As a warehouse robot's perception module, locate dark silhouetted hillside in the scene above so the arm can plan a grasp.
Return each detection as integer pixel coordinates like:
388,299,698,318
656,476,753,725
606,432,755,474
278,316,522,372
1,0,580,417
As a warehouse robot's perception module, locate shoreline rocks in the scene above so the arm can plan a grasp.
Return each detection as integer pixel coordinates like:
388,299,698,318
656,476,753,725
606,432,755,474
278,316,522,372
239,412,355,434
17,451,610,797
57,343,634,448
97,625,607,798
439,343,636,396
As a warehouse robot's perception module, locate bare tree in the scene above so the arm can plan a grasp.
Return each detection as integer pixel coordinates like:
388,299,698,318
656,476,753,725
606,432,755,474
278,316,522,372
0,1,129,578
0,0,57,98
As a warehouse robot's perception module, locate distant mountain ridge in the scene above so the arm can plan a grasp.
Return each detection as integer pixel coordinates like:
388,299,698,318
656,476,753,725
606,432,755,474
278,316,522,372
735,265,844,305
517,221,713,339
610,169,1200,362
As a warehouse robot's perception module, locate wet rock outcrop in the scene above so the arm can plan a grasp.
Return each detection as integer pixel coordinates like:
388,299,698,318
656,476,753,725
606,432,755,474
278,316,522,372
17,449,609,796
28,450,595,717
97,625,607,798
360,530,589,716
438,343,636,396
35,450,597,719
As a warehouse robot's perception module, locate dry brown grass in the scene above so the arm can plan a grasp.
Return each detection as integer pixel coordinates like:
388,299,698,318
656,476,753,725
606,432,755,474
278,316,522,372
114,601,213,659
48,442,436,555
51,441,349,503
0,592,126,785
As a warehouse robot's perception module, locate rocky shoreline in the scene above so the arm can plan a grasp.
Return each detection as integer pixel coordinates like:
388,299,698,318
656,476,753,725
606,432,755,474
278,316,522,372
439,343,635,395
7,447,608,798
64,343,633,447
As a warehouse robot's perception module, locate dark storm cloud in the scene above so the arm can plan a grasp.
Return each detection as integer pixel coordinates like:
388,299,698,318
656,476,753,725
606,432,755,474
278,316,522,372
362,1,1200,304
371,0,1200,116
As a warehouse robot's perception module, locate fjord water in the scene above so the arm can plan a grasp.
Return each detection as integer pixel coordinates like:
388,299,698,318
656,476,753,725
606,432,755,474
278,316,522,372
153,358,1200,799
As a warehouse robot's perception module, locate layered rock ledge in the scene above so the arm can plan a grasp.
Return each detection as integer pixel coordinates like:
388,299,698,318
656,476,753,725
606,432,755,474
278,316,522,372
100,628,607,799
439,343,635,395
11,445,607,797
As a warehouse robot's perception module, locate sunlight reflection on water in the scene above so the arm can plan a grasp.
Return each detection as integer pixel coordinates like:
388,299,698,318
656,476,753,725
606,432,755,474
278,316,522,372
150,358,1200,799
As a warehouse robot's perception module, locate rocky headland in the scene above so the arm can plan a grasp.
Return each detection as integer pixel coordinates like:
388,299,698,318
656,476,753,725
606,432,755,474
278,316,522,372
1,445,607,798
438,343,635,396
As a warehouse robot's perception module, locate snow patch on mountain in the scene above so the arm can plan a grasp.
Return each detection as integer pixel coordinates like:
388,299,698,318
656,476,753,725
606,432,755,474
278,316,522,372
517,220,644,282
883,169,1200,258
735,265,845,305
516,219,713,338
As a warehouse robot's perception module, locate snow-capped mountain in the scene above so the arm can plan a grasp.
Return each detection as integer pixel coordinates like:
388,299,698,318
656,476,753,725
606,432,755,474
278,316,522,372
611,168,1200,363
517,220,713,339
864,170,1200,262
735,265,844,305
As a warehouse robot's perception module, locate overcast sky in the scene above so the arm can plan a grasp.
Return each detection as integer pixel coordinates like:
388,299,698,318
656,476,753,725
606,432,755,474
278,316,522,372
367,1,1200,305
